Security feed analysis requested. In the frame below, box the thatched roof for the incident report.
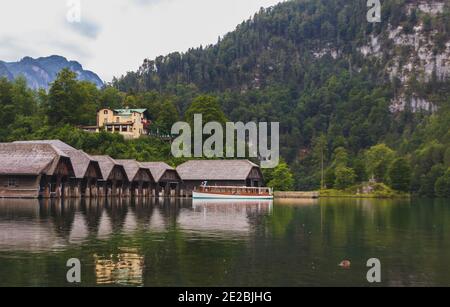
[115,159,154,182]
[140,162,179,183]
[176,160,260,181]
[90,155,126,181]
[14,140,102,179]
[0,143,74,176]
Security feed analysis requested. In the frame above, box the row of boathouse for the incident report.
[0,140,265,199]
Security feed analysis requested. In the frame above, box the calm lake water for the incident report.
[0,197,449,287]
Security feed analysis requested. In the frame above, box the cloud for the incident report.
[133,0,167,6]
[1,0,283,81]
[48,39,91,60]
[66,18,101,39]
[0,36,38,60]
[0,35,90,69]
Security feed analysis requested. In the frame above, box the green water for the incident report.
[0,197,449,287]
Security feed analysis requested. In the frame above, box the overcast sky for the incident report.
[0,0,283,82]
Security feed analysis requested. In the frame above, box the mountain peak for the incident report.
[38,55,69,64]
[0,55,103,90]
[19,56,36,65]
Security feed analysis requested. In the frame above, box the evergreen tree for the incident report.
[155,99,180,133]
[334,166,356,190]
[388,158,411,192]
[365,144,395,182]
[99,86,124,109]
[47,69,99,126]
[324,167,336,189]
[267,161,295,191]
[435,169,450,198]
[419,164,446,197]
[185,95,227,126]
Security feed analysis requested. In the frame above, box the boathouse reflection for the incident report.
[0,198,273,253]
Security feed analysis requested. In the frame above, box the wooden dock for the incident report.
[274,191,319,199]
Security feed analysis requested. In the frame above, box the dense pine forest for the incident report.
[1,0,449,196]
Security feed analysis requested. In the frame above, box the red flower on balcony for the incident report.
[142,120,151,129]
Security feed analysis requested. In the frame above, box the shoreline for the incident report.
[317,194,411,199]
[274,189,411,199]
[319,187,411,199]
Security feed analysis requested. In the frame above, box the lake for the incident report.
[0,197,449,287]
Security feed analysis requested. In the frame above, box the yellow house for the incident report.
[96,108,150,139]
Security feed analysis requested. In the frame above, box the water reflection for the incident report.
[178,200,273,235]
[0,198,273,253]
[0,197,449,286]
[95,249,144,286]
[0,199,66,252]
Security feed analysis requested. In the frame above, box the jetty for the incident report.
[274,191,319,199]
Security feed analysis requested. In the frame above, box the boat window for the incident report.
[8,178,17,187]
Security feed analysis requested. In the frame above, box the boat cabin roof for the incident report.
[199,185,271,190]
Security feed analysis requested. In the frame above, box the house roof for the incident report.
[114,108,147,115]
[14,140,102,179]
[90,155,126,181]
[140,162,178,182]
[0,142,73,176]
[176,160,260,181]
[115,159,154,182]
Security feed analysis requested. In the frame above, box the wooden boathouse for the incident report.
[115,160,155,197]
[176,160,264,197]
[140,162,182,197]
[0,143,74,198]
[14,140,103,198]
[90,155,128,197]
[1,139,268,199]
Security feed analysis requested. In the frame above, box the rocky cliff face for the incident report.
[0,55,103,90]
[359,0,448,113]
[0,62,13,81]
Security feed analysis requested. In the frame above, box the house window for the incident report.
[104,110,108,114]
[116,117,120,123]
[107,126,113,132]
[122,126,128,132]
[8,178,17,187]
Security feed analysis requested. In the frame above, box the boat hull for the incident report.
[192,191,274,200]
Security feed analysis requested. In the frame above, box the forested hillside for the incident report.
[1,0,449,196]
[111,0,450,196]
